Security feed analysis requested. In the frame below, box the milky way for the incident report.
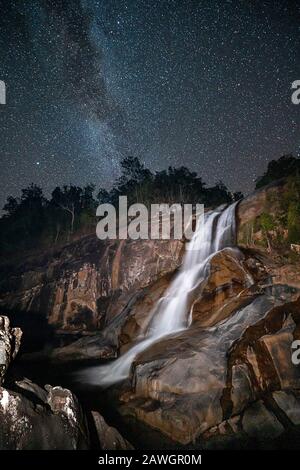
[0,0,299,209]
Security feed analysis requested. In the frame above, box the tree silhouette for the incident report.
[255,154,300,189]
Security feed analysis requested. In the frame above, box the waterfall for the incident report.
[78,202,238,387]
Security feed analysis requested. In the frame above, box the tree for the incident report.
[287,202,300,244]
[2,196,19,217]
[97,188,111,205]
[51,185,83,236]
[0,156,241,255]
[205,181,233,206]
[255,154,300,189]
[81,184,96,210]
[233,191,243,201]
[118,156,152,184]
[1,184,47,252]
[260,212,275,252]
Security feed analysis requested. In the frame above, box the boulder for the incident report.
[117,290,300,447]
[0,316,22,384]
[0,380,89,450]
[0,315,132,450]
[190,248,262,327]
[91,411,133,450]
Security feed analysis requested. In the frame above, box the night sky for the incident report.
[0,0,299,209]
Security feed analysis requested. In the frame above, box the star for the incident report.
[0,0,299,210]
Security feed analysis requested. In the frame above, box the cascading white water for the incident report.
[78,202,238,387]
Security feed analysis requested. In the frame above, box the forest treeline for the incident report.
[0,154,299,255]
[255,154,300,189]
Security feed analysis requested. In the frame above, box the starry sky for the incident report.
[0,0,299,209]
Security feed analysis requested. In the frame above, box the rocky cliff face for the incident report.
[0,235,183,336]
[0,179,288,337]
[0,179,300,449]
[0,179,288,336]
[237,178,287,228]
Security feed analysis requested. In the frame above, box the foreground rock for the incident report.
[0,380,90,450]
[0,316,22,384]
[92,411,133,450]
[0,316,90,449]
[0,316,132,450]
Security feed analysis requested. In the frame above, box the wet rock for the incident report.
[272,391,300,425]
[202,399,286,449]
[48,245,300,448]
[270,264,300,290]
[0,316,89,449]
[49,248,261,362]
[0,235,183,334]
[191,248,259,327]
[242,400,284,439]
[0,380,89,450]
[0,315,131,450]
[49,270,174,362]
[116,287,300,447]
[0,316,22,384]
[91,411,134,450]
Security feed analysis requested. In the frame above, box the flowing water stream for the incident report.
[78,202,238,386]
